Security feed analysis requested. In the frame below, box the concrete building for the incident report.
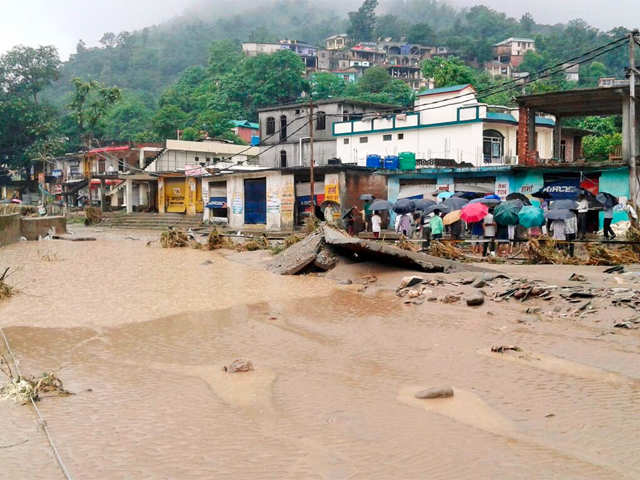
[202,165,387,231]
[257,99,401,169]
[333,84,555,167]
[241,42,282,57]
[230,120,259,145]
[493,37,535,68]
[325,34,349,51]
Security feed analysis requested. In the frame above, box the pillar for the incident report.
[125,179,134,214]
[186,177,197,216]
[527,108,537,165]
[517,106,529,166]
[622,98,631,163]
[158,177,165,214]
[553,116,562,161]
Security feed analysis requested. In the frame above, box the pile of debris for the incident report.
[268,225,486,276]
[160,227,191,248]
[0,372,72,404]
[585,244,640,266]
[84,207,102,226]
[526,236,640,266]
[429,241,468,261]
[0,268,14,301]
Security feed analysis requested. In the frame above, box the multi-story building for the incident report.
[257,99,401,168]
[333,84,556,167]
[325,34,349,51]
[242,40,318,70]
[488,37,535,77]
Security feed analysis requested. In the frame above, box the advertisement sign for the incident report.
[231,194,243,214]
[184,164,207,177]
[519,184,536,194]
[324,183,340,204]
[542,179,580,199]
[206,197,227,209]
[52,169,63,178]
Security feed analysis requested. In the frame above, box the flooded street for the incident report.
[2,228,640,479]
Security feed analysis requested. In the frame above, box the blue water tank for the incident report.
[250,135,260,146]
[384,155,399,170]
[366,154,383,168]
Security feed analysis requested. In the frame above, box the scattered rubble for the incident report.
[0,371,72,404]
[569,273,586,282]
[429,241,467,261]
[160,228,190,248]
[491,345,521,353]
[84,207,102,225]
[442,294,461,304]
[415,386,454,399]
[224,360,254,373]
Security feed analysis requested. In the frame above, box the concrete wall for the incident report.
[225,171,295,231]
[599,168,630,227]
[20,216,67,241]
[0,214,21,247]
[259,140,337,168]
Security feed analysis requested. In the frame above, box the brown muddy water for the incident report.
[1,227,640,479]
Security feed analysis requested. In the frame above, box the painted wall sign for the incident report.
[495,181,510,199]
[231,194,243,214]
[519,184,535,194]
[184,164,207,177]
[267,192,281,213]
[324,183,340,204]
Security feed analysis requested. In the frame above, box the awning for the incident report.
[88,146,130,154]
[90,179,122,186]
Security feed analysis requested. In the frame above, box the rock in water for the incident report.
[465,291,485,306]
[471,277,487,288]
[399,276,424,289]
[415,387,454,399]
[225,360,254,373]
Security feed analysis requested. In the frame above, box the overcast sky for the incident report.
[1,0,638,59]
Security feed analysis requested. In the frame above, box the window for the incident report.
[98,159,105,173]
[280,150,287,168]
[398,133,404,140]
[280,115,288,141]
[359,137,368,144]
[194,156,199,163]
[343,138,350,145]
[316,111,326,131]
[266,117,275,135]
[343,112,350,122]
[483,129,504,164]
[383,134,392,141]
[560,140,567,161]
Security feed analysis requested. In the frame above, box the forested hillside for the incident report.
[0,0,634,168]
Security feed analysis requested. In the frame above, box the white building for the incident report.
[334,84,555,167]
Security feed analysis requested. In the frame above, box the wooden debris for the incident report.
[491,345,521,353]
[0,268,14,301]
[84,207,102,225]
[429,241,467,261]
[415,387,454,399]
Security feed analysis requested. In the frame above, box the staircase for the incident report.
[104,212,204,230]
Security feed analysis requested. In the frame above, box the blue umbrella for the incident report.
[545,209,574,221]
[484,194,502,201]
[442,196,468,211]
[550,199,578,210]
[369,199,393,211]
[437,191,455,201]
[518,206,545,228]
[393,198,416,214]
[414,198,437,211]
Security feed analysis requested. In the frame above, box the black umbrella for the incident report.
[360,194,375,201]
[423,204,451,215]
[454,191,484,200]
[393,198,416,214]
[414,198,436,210]
[546,209,574,221]
[532,190,552,199]
[550,199,578,210]
[578,189,603,209]
[506,192,532,205]
[596,192,618,208]
[369,199,393,211]
[469,197,501,207]
[442,196,468,211]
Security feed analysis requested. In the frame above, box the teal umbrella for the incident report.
[518,205,545,228]
[494,201,521,225]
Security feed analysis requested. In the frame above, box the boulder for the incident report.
[415,387,454,399]
[472,277,487,288]
[399,276,425,289]
[225,359,254,373]
[465,291,485,306]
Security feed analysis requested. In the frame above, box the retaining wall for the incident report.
[20,216,67,241]
[0,214,21,247]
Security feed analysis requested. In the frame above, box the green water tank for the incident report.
[398,152,416,170]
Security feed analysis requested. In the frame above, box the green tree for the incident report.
[68,78,122,146]
[0,45,61,103]
[310,72,347,99]
[582,133,621,161]
[579,61,607,87]
[375,15,408,40]
[152,105,189,140]
[520,13,535,33]
[348,0,378,43]
[407,23,435,45]
[208,40,243,79]
[357,66,391,93]
[102,95,154,141]
[422,56,477,88]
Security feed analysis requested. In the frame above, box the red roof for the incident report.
[88,146,130,154]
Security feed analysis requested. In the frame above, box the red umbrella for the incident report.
[461,202,488,223]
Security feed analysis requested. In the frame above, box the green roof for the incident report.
[231,120,259,130]
[418,84,473,96]
[485,111,555,127]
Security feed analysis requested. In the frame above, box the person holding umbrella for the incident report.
[371,210,382,239]
[483,209,497,257]
[577,194,589,239]
[603,205,616,240]
[430,209,444,241]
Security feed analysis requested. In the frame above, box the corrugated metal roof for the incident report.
[417,84,473,96]
[485,112,555,127]
[230,120,259,130]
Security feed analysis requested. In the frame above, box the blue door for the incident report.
[244,178,267,224]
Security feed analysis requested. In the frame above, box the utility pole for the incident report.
[308,98,316,215]
[630,30,638,205]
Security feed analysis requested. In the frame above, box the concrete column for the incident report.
[527,108,536,165]
[138,182,147,208]
[622,98,630,163]
[553,116,562,161]
[125,179,134,214]
[158,178,165,214]
[387,176,400,227]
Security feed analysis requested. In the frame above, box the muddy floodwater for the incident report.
[1,227,640,479]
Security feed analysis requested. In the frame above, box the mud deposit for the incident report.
[1,227,640,479]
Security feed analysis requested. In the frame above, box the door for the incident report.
[166,178,186,213]
[196,180,204,213]
[244,178,267,224]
